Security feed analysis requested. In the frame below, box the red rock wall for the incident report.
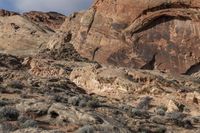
[62,0,200,74]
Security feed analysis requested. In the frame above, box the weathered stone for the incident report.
[70,65,139,99]
[80,9,96,28]
[167,100,179,112]
[23,11,65,31]
[48,103,98,125]
[16,99,50,116]
[47,31,72,50]
[186,92,199,104]
[62,0,200,75]
[27,58,67,78]
[0,14,53,56]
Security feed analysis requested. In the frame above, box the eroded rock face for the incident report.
[23,11,66,31]
[0,9,66,56]
[0,13,53,56]
[62,0,200,75]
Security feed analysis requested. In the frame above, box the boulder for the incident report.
[48,103,98,125]
[16,99,50,116]
[167,100,179,112]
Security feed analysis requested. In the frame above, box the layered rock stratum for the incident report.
[0,0,200,133]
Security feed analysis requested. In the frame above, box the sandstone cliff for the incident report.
[59,0,200,75]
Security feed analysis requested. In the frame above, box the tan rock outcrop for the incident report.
[48,103,98,124]
[0,14,53,56]
[70,64,200,115]
[26,58,67,78]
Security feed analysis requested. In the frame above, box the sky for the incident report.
[0,0,93,15]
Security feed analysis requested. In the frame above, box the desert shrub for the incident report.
[21,120,38,128]
[0,107,19,121]
[6,81,24,89]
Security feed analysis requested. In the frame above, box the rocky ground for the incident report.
[0,0,200,133]
[0,43,200,133]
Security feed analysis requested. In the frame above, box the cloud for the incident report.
[12,0,93,14]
